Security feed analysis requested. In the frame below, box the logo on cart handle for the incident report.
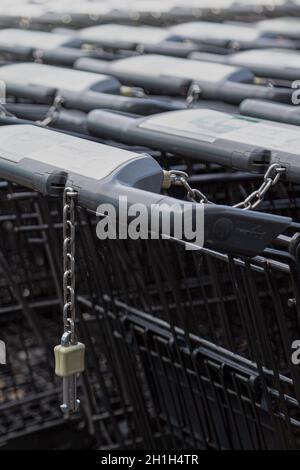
[0,340,5,365]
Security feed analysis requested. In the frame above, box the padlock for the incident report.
[54,342,85,378]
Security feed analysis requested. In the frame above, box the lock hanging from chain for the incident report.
[54,187,85,416]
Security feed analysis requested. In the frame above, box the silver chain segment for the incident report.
[37,95,64,127]
[169,170,211,204]
[234,163,286,210]
[186,83,202,107]
[168,163,286,210]
[63,187,78,345]
[55,186,83,417]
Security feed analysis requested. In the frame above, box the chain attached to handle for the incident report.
[54,187,85,417]
[163,163,286,210]
[163,170,211,204]
[63,187,77,343]
[186,83,202,107]
[233,163,286,210]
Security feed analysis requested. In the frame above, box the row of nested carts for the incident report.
[1,0,300,450]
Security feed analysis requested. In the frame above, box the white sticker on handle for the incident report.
[225,120,300,154]
[0,125,140,180]
[141,108,300,155]
[0,63,109,93]
[112,55,240,83]
[230,49,300,69]
[170,21,261,43]
[79,24,170,45]
[0,29,69,50]
[140,109,253,143]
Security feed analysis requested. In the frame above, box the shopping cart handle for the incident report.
[140,41,229,58]
[74,58,192,96]
[2,104,88,134]
[87,109,271,173]
[240,99,300,126]
[78,181,291,258]
[188,52,228,63]
[0,123,164,197]
[202,204,291,257]
[203,81,293,105]
[62,90,184,115]
[0,62,121,102]
[34,47,98,67]
[248,37,299,50]
[6,82,56,105]
[0,45,33,60]
[0,124,290,258]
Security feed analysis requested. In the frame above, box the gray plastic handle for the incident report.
[87,109,270,173]
[6,82,56,104]
[189,52,228,63]
[62,90,184,115]
[74,58,191,96]
[203,81,292,105]
[0,124,291,258]
[240,100,300,126]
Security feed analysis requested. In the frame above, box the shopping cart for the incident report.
[0,179,139,449]
[0,121,299,450]
[2,0,300,453]
[72,209,300,449]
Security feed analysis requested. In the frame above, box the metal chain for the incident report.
[168,170,211,204]
[63,187,78,345]
[186,83,202,107]
[234,163,286,210]
[37,95,64,127]
[168,163,286,210]
[0,103,14,118]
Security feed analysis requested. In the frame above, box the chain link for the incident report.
[168,170,211,204]
[186,83,202,107]
[0,103,14,118]
[234,163,286,210]
[168,163,286,210]
[37,95,64,127]
[63,187,78,345]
